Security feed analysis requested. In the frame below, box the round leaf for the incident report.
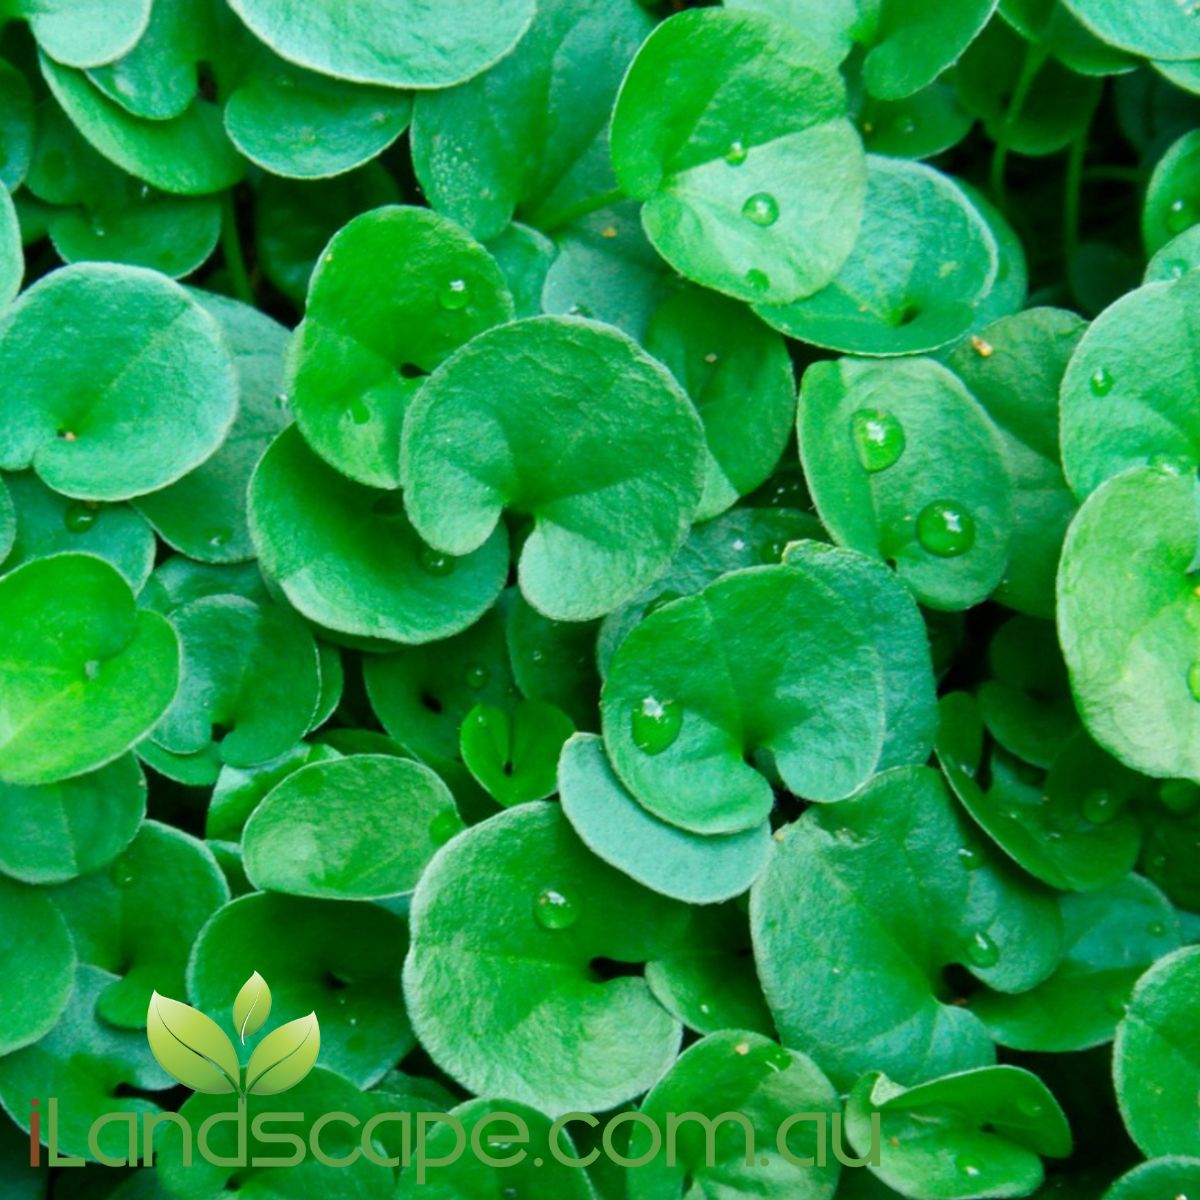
[224,0,535,89]
[250,426,509,643]
[10,0,152,70]
[242,754,457,899]
[1061,0,1200,60]
[610,8,866,306]
[559,733,774,904]
[0,554,179,786]
[400,316,705,622]
[460,700,574,807]
[1103,1159,1200,1200]
[756,157,1000,356]
[0,263,238,501]
[288,205,514,488]
[601,564,889,835]
[404,801,688,1116]
[0,184,21,308]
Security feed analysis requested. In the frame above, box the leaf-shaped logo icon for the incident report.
[146,992,241,1095]
[245,1013,320,1096]
[233,971,271,1043]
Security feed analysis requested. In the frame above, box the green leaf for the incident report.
[1060,0,1200,60]
[245,1011,320,1095]
[232,970,271,1041]
[460,700,574,807]
[1061,274,1200,499]
[1,472,156,590]
[0,874,76,1054]
[752,766,1062,1089]
[1000,0,1137,76]
[757,157,999,355]
[242,754,457,899]
[133,292,291,563]
[1145,129,1200,256]
[844,1065,1072,1198]
[0,183,21,307]
[947,307,1083,618]
[0,965,166,1163]
[288,205,513,488]
[401,316,705,621]
[601,564,889,835]
[8,0,152,70]
[858,80,975,162]
[54,820,229,1028]
[798,355,1014,610]
[1058,466,1200,782]
[1114,945,1200,1157]
[151,595,321,768]
[225,0,534,89]
[404,801,688,1116]
[395,1098,595,1200]
[972,875,1180,1052]
[0,753,145,884]
[411,0,653,241]
[250,425,509,643]
[1103,1159,1200,1199]
[610,8,866,306]
[0,59,35,190]
[0,264,238,501]
[0,554,179,786]
[645,286,797,521]
[188,891,411,1087]
[41,55,243,196]
[559,733,774,904]
[206,742,334,840]
[627,1031,841,1200]
[146,990,240,1094]
[1145,225,1200,283]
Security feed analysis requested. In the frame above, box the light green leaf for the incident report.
[233,970,271,1042]
[245,1011,320,1095]
[146,991,240,1094]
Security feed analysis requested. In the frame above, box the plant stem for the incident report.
[536,187,626,234]
[1064,126,1089,261]
[1082,166,1143,185]
[222,193,254,306]
[989,44,1048,213]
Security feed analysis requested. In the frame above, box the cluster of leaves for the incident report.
[3,0,1200,1197]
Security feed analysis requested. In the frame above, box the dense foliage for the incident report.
[1,0,1199,1196]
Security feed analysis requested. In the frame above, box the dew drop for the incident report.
[631,696,682,755]
[534,886,580,931]
[1089,366,1114,396]
[895,115,917,135]
[742,192,779,227]
[759,540,786,564]
[83,659,101,681]
[724,140,748,165]
[745,268,770,292]
[1166,257,1191,279]
[429,809,464,846]
[851,408,906,473]
[348,399,371,425]
[916,501,976,558]
[464,663,490,690]
[966,929,999,968]
[1187,661,1200,702]
[1016,1095,1044,1119]
[418,546,455,577]
[64,500,99,533]
[1082,789,1120,825]
[955,1155,983,1180]
[439,278,470,310]
[1105,990,1129,1016]
[110,859,137,888]
[957,846,984,871]
[766,1047,792,1072]
[1148,920,1168,937]
[275,392,289,409]
[1167,196,1197,235]
[206,528,231,549]
[90,216,107,238]
[1159,780,1200,815]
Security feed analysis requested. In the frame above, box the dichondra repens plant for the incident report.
[2,1,1200,1197]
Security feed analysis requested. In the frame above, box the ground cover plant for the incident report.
[2,0,1200,1196]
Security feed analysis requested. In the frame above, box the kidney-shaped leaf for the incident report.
[1061,0,1200,60]
[0,554,179,786]
[404,801,688,1116]
[401,316,705,622]
[610,7,867,306]
[601,564,889,835]
[242,754,458,899]
[1058,466,1200,782]
[289,206,514,488]
[1104,1158,1200,1200]
[251,426,508,643]
[0,263,238,501]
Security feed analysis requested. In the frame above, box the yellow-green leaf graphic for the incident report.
[245,1012,320,1096]
[146,991,240,1094]
[233,970,271,1043]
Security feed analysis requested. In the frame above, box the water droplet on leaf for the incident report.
[464,663,490,690]
[534,886,579,931]
[418,546,455,577]
[1082,789,1120,824]
[745,268,770,292]
[725,140,748,165]
[1167,197,1196,235]
[966,930,999,968]
[957,846,983,870]
[1089,367,1114,396]
[851,408,905,473]
[64,501,98,533]
[742,192,779,227]
[439,278,470,310]
[916,501,976,558]
[631,697,682,754]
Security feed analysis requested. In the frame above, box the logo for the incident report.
[147,971,319,1098]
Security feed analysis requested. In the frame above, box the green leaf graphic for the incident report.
[245,1012,320,1095]
[233,971,271,1043]
[146,991,240,1094]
